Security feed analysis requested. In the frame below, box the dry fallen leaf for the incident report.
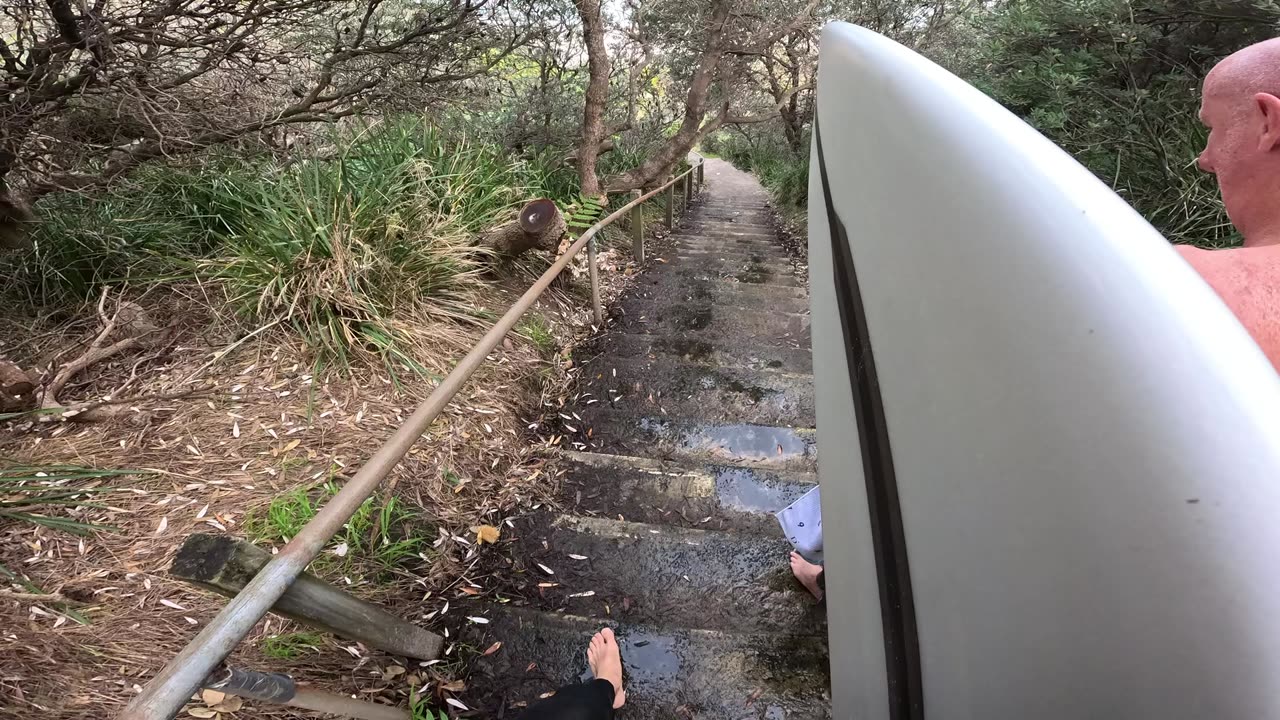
[445,698,469,711]
[473,525,500,545]
[200,690,225,706]
[483,641,502,656]
[459,586,481,596]
[186,708,216,719]
[536,563,555,575]
[210,696,243,713]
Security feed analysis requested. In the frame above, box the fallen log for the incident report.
[479,198,566,257]
[0,360,36,413]
[171,534,443,660]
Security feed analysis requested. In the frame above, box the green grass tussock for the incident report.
[5,118,583,366]
[243,479,431,575]
[0,463,140,535]
[260,631,326,660]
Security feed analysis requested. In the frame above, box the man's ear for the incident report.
[1255,92,1280,151]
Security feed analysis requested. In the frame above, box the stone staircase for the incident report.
[464,159,829,719]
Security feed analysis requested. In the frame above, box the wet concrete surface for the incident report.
[463,607,830,719]
[579,412,818,472]
[619,291,810,318]
[672,235,788,252]
[609,299,810,345]
[484,512,824,634]
[665,265,805,288]
[461,158,828,718]
[600,331,814,373]
[676,227,780,241]
[573,355,815,427]
[637,268,806,296]
[557,450,817,534]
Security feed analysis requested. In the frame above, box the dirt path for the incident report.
[460,159,831,718]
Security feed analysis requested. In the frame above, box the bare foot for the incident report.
[790,551,824,601]
[587,627,626,709]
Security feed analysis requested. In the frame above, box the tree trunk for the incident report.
[602,0,733,192]
[479,199,566,256]
[574,0,611,198]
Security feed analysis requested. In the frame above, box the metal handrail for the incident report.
[119,159,705,720]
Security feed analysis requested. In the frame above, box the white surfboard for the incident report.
[810,22,1280,719]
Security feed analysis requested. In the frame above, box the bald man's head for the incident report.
[1198,38,1280,246]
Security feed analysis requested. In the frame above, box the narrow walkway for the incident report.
[467,159,829,718]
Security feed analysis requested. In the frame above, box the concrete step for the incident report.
[558,450,818,534]
[672,235,789,252]
[680,215,768,226]
[615,291,810,319]
[597,331,814,373]
[574,411,819,473]
[685,216,775,229]
[675,238,783,254]
[634,270,808,302]
[683,224,775,235]
[673,245,792,262]
[652,264,804,288]
[487,514,822,634]
[664,255,800,279]
[610,298,810,339]
[685,207,773,218]
[462,606,831,720]
[696,202,772,210]
[675,226,773,240]
[572,355,815,427]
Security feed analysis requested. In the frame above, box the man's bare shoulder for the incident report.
[1175,243,1280,369]
[1176,244,1280,287]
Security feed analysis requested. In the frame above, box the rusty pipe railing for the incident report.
[119,158,704,720]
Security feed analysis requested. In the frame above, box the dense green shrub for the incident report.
[968,0,1280,248]
[4,119,582,364]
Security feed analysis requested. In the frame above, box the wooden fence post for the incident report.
[698,161,705,188]
[684,171,693,207]
[665,179,674,229]
[630,189,644,263]
[170,534,442,660]
[587,235,603,326]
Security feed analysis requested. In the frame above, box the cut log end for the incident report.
[480,199,566,257]
[519,199,559,234]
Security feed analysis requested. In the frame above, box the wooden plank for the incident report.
[170,534,442,660]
